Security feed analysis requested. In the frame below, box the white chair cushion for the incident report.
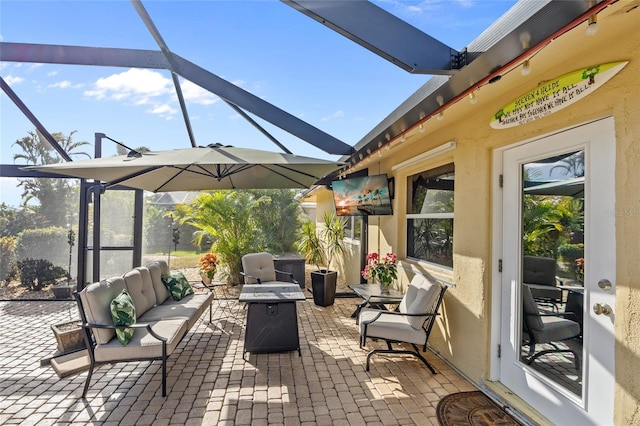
[359,309,427,345]
[242,252,276,283]
[399,275,441,329]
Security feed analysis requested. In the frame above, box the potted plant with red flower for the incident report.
[198,253,220,284]
[362,252,398,293]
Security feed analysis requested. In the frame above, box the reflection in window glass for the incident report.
[406,163,454,267]
[343,216,362,241]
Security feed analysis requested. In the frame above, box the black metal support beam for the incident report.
[0,41,352,156]
[131,0,197,148]
[283,0,459,75]
[1,76,72,162]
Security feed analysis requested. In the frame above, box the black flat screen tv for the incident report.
[331,174,393,216]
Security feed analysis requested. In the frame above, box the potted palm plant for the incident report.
[297,211,347,306]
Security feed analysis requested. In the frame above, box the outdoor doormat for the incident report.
[436,391,523,426]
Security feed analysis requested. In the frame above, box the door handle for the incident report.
[593,303,612,316]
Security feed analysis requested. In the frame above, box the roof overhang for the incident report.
[333,0,613,176]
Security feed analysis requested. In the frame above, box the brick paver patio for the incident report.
[0,293,475,425]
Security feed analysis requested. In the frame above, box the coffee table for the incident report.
[348,283,404,322]
[238,283,306,358]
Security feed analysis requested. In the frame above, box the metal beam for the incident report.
[283,0,459,75]
[131,0,197,148]
[0,42,171,69]
[1,76,72,162]
[0,42,352,156]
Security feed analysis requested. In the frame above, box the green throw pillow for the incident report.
[110,289,136,345]
[161,271,194,301]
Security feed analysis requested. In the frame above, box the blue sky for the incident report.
[1,0,517,206]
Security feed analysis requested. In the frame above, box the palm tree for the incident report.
[175,191,266,284]
[13,130,90,226]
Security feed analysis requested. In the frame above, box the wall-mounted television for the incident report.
[331,174,393,216]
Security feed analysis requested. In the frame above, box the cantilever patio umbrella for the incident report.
[524,177,584,197]
[25,144,344,191]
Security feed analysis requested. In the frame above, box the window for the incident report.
[406,163,454,268]
[344,216,362,242]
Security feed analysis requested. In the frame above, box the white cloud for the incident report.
[47,70,59,77]
[86,68,172,99]
[49,80,84,89]
[4,75,24,86]
[147,103,177,119]
[84,68,179,118]
[322,110,345,121]
[181,79,219,105]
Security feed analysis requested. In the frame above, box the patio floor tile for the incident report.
[0,295,475,424]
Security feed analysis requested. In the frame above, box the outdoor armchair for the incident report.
[359,274,447,373]
[523,255,564,311]
[241,252,298,285]
[522,284,581,369]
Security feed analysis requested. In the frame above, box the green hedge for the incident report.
[0,236,17,281]
[15,227,69,269]
[557,243,584,261]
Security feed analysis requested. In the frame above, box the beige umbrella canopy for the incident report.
[25,144,344,192]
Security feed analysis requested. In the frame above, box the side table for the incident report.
[348,283,404,322]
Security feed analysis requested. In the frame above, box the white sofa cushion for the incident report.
[123,267,157,318]
[80,277,126,345]
[94,319,187,362]
[139,292,215,330]
[147,261,171,305]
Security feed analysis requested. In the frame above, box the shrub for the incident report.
[15,227,68,268]
[16,258,68,291]
[557,243,584,261]
[0,236,17,282]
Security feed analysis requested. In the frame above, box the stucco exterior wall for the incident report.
[318,3,639,422]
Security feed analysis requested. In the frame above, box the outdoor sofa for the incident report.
[74,260,215,398]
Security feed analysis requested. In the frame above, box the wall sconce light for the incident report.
[469,91,478,104]
[521,60,531,76]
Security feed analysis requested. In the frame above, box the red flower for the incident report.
[362,252,398,286]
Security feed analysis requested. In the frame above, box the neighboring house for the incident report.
[146,191,198,208]
[310,2,640,425]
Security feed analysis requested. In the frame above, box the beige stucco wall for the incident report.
[317,2,640,423]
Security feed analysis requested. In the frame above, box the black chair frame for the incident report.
[523,310,581,370]
[74,290,213,398]
[360,284,447,373]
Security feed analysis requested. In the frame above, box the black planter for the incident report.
[311,270,337,307]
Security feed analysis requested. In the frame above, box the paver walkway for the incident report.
[0,293,475,425]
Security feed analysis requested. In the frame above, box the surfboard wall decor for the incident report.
[490,61,628,129]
